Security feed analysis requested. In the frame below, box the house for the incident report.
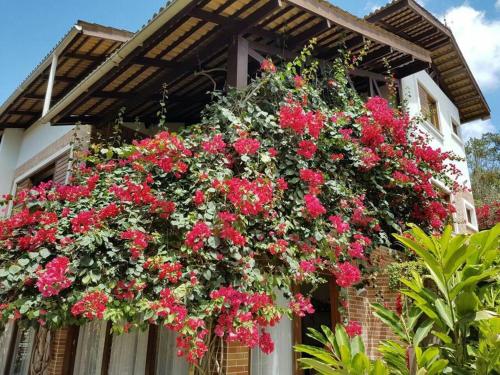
[0,0,489,374]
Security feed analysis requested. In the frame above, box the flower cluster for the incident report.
[36,256,72,297]
[71,291,108,320]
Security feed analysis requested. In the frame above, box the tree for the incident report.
[465,132,500,206]
[0,48,459,372]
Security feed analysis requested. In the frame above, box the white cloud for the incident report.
[442,5,500,90]
[461,118,496,141]
[496,0,500,9]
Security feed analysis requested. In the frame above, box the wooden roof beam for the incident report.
[285,0,430,62]
[62,52,102,62]
[365,0,409,23]
[289,19,331,50]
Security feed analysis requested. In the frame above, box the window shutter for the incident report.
[53,152,70,185]
[418,84,429,113]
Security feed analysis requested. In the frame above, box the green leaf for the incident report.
[434,298,454,329]
[413,319,433,347]
[297,358,337,374]
[39,248,51,258]
[9,265,21,274]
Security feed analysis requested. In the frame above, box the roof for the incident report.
[0,21,132,129]
[366,0,490,123]
[22,0,433,128]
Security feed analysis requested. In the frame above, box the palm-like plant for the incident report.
[387,223,499,374]
[294,325,389,375]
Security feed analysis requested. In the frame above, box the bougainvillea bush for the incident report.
[0,49,460,366]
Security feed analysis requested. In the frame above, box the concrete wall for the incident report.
[0,129,23,213]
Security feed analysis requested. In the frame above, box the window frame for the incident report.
[463,200,478,232]
[292,277,341,375]
[417,83,442,137]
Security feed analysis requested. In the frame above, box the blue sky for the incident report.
[0,0,498,139]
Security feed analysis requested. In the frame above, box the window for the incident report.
[418,84,440,130]
[251,293,293,375]
[466,207,473,224]
[293,278,341,375]
[452,119,461,138]
[463,200,478,231]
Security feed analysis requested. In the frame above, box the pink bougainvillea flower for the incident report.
[36,256,72,297]
[304,194,326,218]
[345,320,362,337]
[233,138,260,155]
[335,262,362,288]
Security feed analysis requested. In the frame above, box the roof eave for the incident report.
[35,0,195,128]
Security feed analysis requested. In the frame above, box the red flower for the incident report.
[202,134,226,154]
[345,320,362,337]
[268,239,288,255]
[220,224,246,246]
[121,229,150,259]
[289,293,315,317]
[395,293,403,316]
[294,75,305,88]
[260,59,276,73]
[233,138,260,155]
[328,215,350,234]
[36,256,72,297]
[185,222,212,252]
[268,147,278,157]
[348,241,365,259]
[193,190,205,206]
[297,140,317,159]
[71,210,99,233]
[71,291,108,320]
[276,178,288,191]
[300,169,324,194]
[218,178,273,216]
[304,194,326,218]
[159,262,183,283]
[334,262,361,287]
[98,203,120,220]
[259,330,274,354]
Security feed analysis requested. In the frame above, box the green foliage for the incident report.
[295,325,389,375]
[375,224,500,374]
[386,261,426,290]
[465,132,500,207]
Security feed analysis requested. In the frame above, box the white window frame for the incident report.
[450,117,464,146]
[431,178,459,233]
[463,200,478,232]
[417,81,444,142]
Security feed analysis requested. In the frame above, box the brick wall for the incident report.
[46,327,78,375]
[346,247,400,358]
[221,342,250,375]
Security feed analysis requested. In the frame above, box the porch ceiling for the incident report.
[19,0,433,128]
[0,21,132,129]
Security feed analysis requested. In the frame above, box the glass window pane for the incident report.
[251,293,293,375]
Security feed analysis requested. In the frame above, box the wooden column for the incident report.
[227,36,249,89]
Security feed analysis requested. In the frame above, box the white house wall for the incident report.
[401,70,471,188]
[402,70,477,232]
[16,122,74,168]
